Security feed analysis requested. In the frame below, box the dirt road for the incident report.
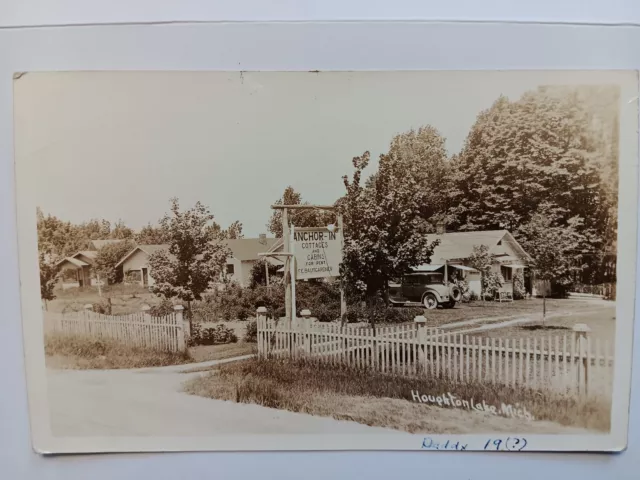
[47,365,402,437]
[47,360,592,437]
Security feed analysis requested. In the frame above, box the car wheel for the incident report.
[450,286,462,302]
[422,292,438,310]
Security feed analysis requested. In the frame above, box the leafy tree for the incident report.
[79,219,111,240]
[148,198,231,328]
[110,219,134,239]
[36,208,84,258]
[136,223,170,244]
[467,245,495,301]
[39,252,59,310]
[267,186,334,238]
[249,258,282,288]
[516,205,584,320]
[340,151,440,307]
[207,220,245,240]
[388,126,455,228]
[225,220,244,239]
[93,239,136,285]
[449,87,615,284]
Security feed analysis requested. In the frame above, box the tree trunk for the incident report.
[382,280,390,306]
[187,299,193,332]
[542,293,546,325]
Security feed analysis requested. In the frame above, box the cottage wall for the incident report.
[466,271,482,298]
[225,257,243,285]
[240,260,256,287]
[122,249,156,286]
[457,236,527,299]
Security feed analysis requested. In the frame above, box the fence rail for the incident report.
[257,317,614,397]
[44,306,187,352]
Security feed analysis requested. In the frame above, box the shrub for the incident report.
[124,270,141,284]
[513,270,526,300]
[482,271,505,299]
[189,323,238,346]
[91,298,112,315]
[344,304,424,324]
[244,321,257,342]
[310,303,341,322]
[93,240,136,284]
[197,284,261,322]
[149,298,175,317]
[249,258,282,288]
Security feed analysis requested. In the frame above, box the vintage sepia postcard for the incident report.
[13,70,638,453]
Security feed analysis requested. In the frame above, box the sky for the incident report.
[13,70,603,237]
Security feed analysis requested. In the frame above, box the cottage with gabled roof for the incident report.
[55,239,127,288]
[114,237,279,288]
[224,237,278,286]
[55,250,100,288]
[114,244,170,287]
[413,229,532,298]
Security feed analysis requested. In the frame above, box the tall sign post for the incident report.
[290,224,297,325]
[282,208,291,323]
[338,213,346,324]
[264,204,345,326]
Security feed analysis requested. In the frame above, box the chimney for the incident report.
[259,233,267,245]
[436,222,446,235]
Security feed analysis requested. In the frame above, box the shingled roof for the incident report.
[424,230,531,263]
[114,244,170,268]
[56,256,89,268]
[114,238,279,268]
[225,238,278,261]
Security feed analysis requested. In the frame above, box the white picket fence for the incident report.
[256,317,614,397]
[44,306,187,352]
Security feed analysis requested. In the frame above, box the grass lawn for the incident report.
[47,284,159,315]
[469,306,616,343]
[188,342,256,363]
[45,331,255,370]
[45,333,193,370]
[420,298,613,327]
[184,357,610,434]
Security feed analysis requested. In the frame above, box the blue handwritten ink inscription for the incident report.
[484,437,528,451]
[421,437,468,451]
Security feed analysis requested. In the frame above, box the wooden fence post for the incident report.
[573,323,591,396]
[256,306,267,358]
[301,309,312,357]
[414,315,427,370]
[174,305,186,352]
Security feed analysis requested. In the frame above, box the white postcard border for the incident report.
[6,24,639,454]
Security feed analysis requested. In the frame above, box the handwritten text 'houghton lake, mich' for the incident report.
[411,390,535,421]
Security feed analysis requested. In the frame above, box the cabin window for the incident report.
[226,264,235,275]
[501,266,513,281]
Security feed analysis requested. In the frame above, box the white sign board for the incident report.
[292,227,342,279]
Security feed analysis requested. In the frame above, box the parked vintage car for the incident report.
[388,272,462,309]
